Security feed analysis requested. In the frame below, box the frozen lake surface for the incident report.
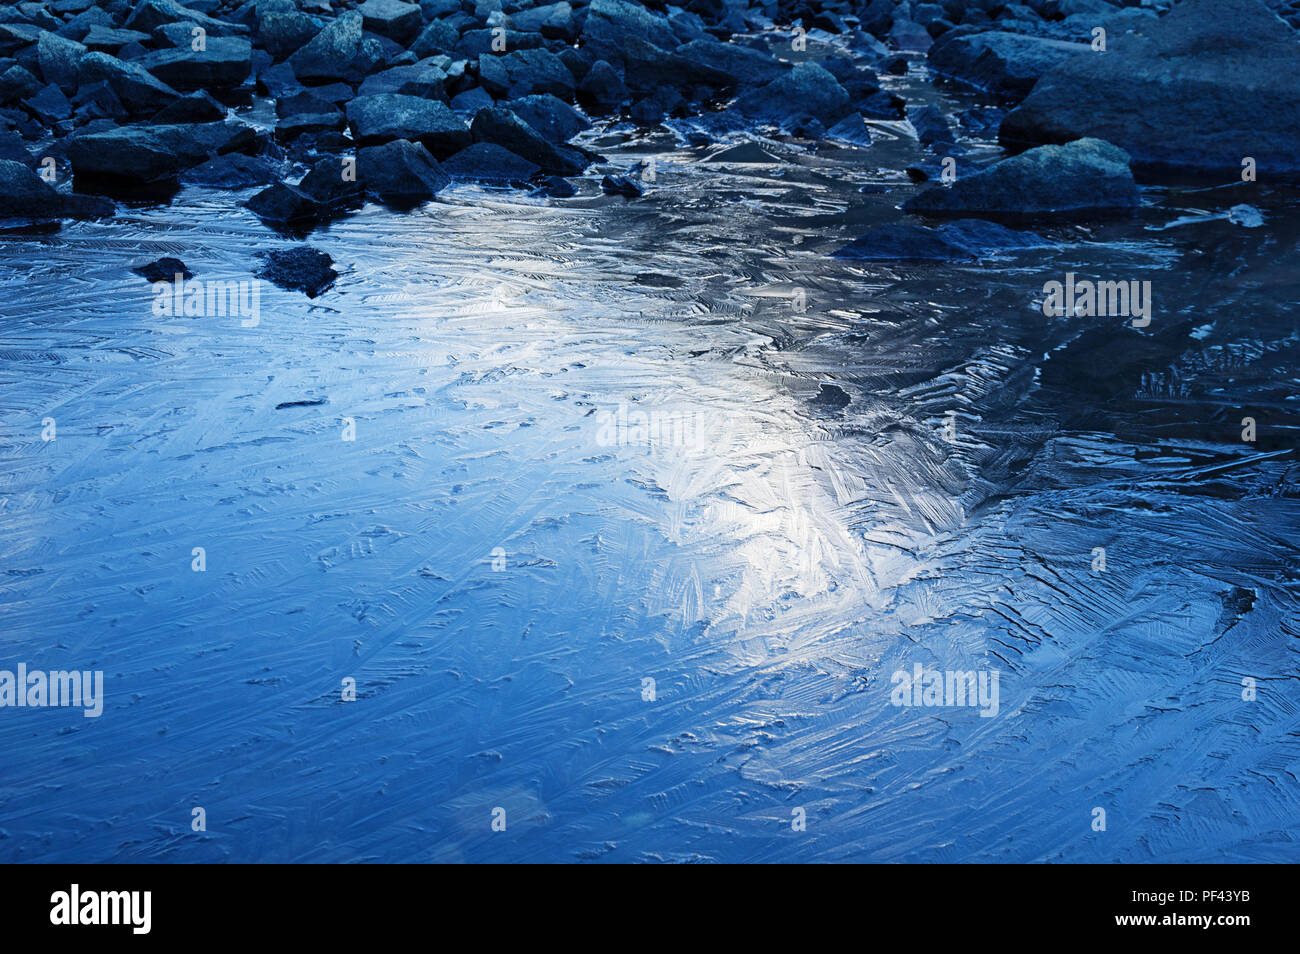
[1,99,1298,862]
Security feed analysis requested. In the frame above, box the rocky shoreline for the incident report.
[0,0,1296,288]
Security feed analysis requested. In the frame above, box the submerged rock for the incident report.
[133,257,192,282]
[246,182,322,224]
[903,138,1139,219]
[600,174,644,197]
[257,246,338,297]
[833,219,1048,261]
[1000,0,1300,177]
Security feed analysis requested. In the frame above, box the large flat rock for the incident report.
[1000,0,1300,177]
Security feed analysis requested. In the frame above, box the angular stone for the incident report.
[139,36,253,89]
[357,138,451,202]
[470,106,589,174]
[0,158,112,220]
[77,51,182,113]
[1001,0,1300,177]
[289,11,363,84]
[68,121,260,182]
[346,93,470,157]
[734,62,853,129]
[358,0,422,44]
[441,142,540,183]
[37,31,86,92]
[124,0,249,37]
[903,137,1139,219]
[257,246,337,297]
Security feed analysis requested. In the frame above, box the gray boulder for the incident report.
[506,94,589,142]
[37,31,85,93]
[124,0,249,37]
[357,61,449,99]
[358,138,451,203]
[674,39,788,87]
[246,182,322,224]
[508,2,576,42]
[258,11,322,61]
[1001,0,1300,177]
[0,66,41,104]
[617,36,732,94]
[140,36,253,89]
[184,152,277,188]
[0,159,112,221]
[82,26,153,54]
[441,142,541,183]
[358,0,423,44]
[346,94,470,157]
[470,106,590,175]
[257,247,337,298]
[903,137,1139,218]
[577,59,627,112]
[478,48,574,99]
[68,121,260,182]
[297,156,364,208]
[289,11,366,84]
[152,89,227,123]
[77,51,182,113]
[411,20,459,58]
[927,30,1090,99]
[734,62,853,129]
[583,0,679,61]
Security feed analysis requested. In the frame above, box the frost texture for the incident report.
[0,122,1296,863]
